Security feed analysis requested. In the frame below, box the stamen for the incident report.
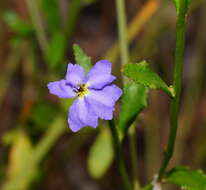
[77,84,89,97]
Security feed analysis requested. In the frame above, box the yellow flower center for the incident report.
[77,84,89,98]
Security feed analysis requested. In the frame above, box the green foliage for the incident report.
[118,82,148,135]
[46,32,65,69]
[60,98,75,114]
[173,0,191,15]
[123,61,174,97]
[41,0,61,33]
[2,130,19,145]
[164,167,206,190]
[3,116,65,190]
[31,102,59,129]
[2,11,33,36]
[87,128,114,179]
[73,44,92,74]
[142,184,153,190]
[173,0,180,13]
[3,130,37,190]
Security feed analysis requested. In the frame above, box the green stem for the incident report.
[158,1,188,180]
[114,0,133,189]
[109,120,132,190]
[129,125,141,190]
[115,0,129,65]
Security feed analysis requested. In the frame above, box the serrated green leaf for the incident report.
[164,167,206,190]
[123,61,174,97]
[118,82,148,135]
[73,44,92,73]
[3,11,33,36]
[87,128,114,179]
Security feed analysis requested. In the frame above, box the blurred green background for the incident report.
[0,0,206,189]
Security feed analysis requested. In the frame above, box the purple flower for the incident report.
[47,60,122,132]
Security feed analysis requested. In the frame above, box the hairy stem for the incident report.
[158,0,188,180]
[109,120,132,190]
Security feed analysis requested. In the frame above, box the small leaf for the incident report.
[164,167,206,190]
[123,61,174,97]
[73,44,92,73]
[87,127,114,179]
[118,82,148,135]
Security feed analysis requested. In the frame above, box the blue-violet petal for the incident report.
[85,84,122,120]
[68,97,98,132]
[86,60,116,89]
[66,63,86,87]
[47,80,76,98]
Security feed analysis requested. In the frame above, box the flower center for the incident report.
[77,84,89,98]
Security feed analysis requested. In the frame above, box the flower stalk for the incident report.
[109,120,132,190]
[114,0,139,189]
[129,125,141,190]
[158,0,188,180]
